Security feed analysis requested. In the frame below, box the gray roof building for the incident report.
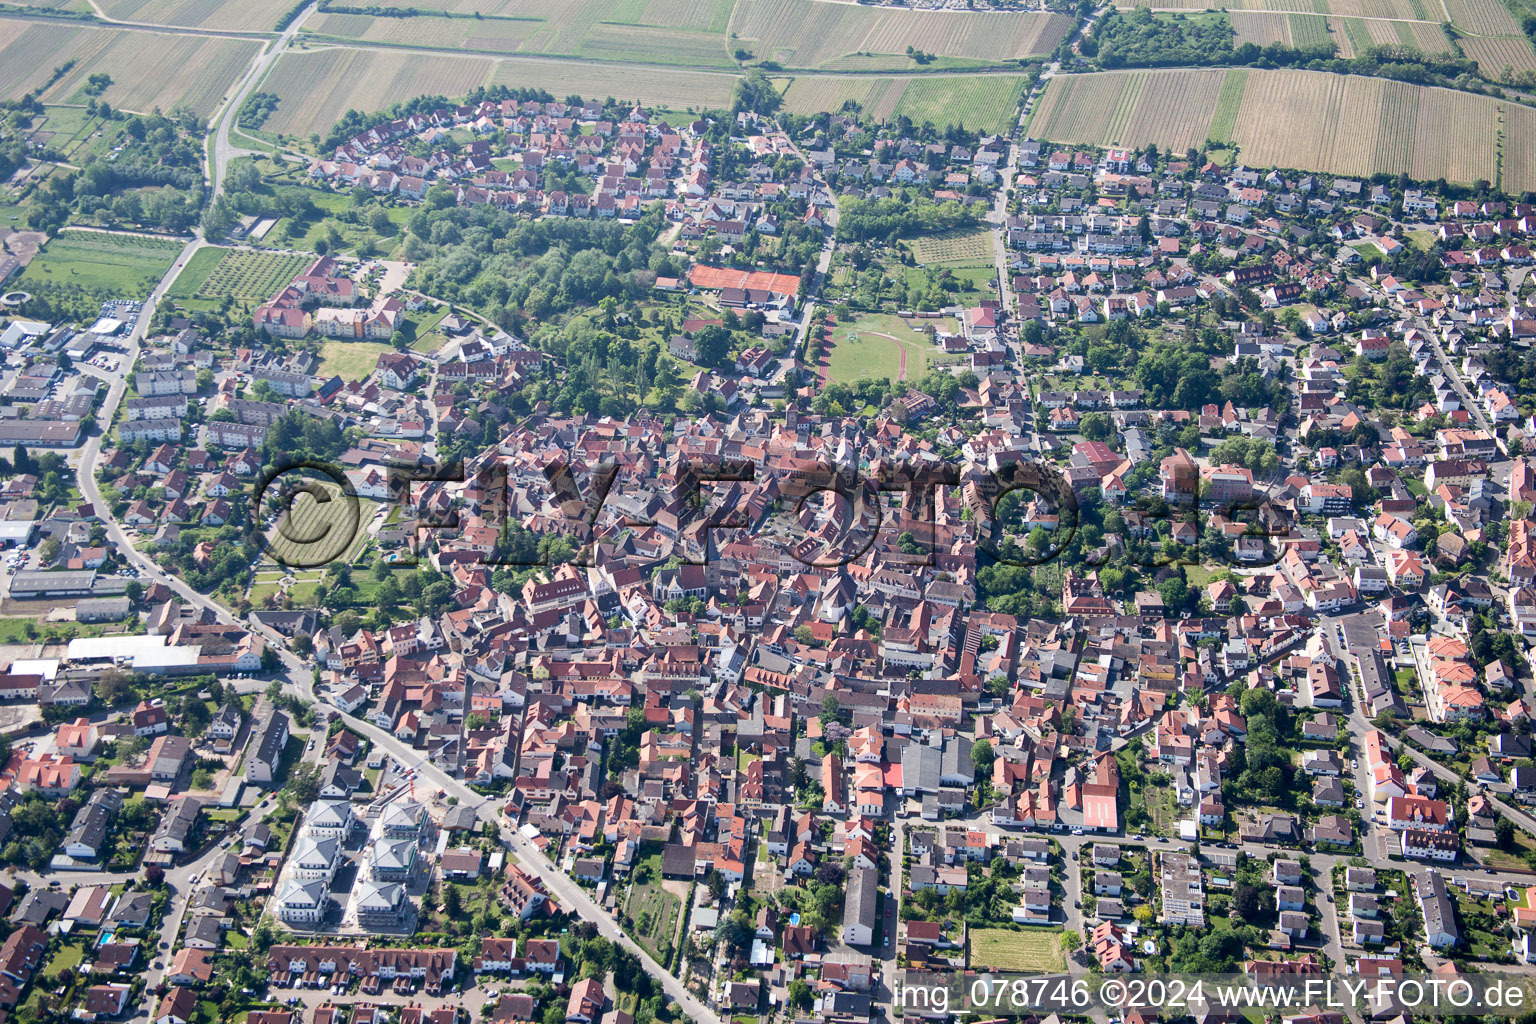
[841,865,878,946]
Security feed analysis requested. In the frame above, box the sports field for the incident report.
[18,232,182,298]
[0,20,260,116]
[1028,68,1507,184]
[825,313,935,384]
[969,927,1068,972]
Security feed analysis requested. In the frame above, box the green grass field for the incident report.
[825,312,936,384]
[625,880,681,963]
[18,232,182,299]
[318,340,393,381]
[969,927,1067,972]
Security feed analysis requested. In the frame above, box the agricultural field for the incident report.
[1029,68,1506,184]
[0,20,259,116]
[1443,0,1523,34]
[168,247,311,303]
[1503,102,1536,193]
[730,0,1072,68]
[258,48,497,135]
[304,11,742,70]
[779,74,1028,134]
[1230,11,1295,45]
[484,56,737,108]
[2,0,94,11]
[969,927,1068,973]
[260,47,740,134]
[94,0,278,31]
[303,0,734,68]
[1119,0,1530,75]
[300,0,1067,70]
[910,228,993,266]
[1115,0,1429,17]
[17,231,181,299]
[1027,68,1228,153]
[1289,12,1334,47]
[1458,35,1536,78]
[825,312,936,384]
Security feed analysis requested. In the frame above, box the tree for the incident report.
[787,980,813,1011]
[443,885,462,918]
[96,669,135,706]
[692,325,732,368]
[1158,574,1191,612]
[1080,412,1112,442]
[1496,816,1516,850]
[180,698,211,737]
[1232,882,1264,921]
[970,739,994,781]
[284,761,321,804]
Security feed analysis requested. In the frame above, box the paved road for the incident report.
[211,2,319,200]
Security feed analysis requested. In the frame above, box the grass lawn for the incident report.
[18,232,182,299]
[318,340,393,380]
[46,941,85,976]
[1405,229,1436,251]
[165,245,229,297]
[0,617,137,643]
[1184,564,1223,588]
[1144,783,1177,835]
[825,312,936,384]
[969,926,1066,972]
